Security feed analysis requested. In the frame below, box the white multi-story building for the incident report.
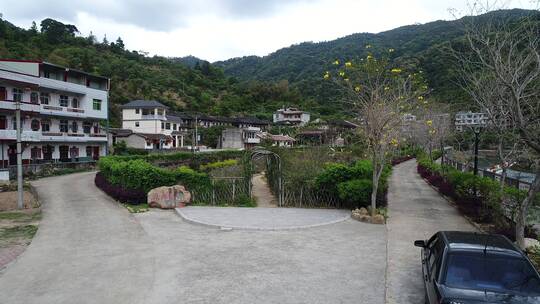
[273,107,310,126]
[219,127,262,150]
[455,111,488,131]
[0,59,109,167]
[117,100,191,149]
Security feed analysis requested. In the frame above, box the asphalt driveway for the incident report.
[385,160,476,304]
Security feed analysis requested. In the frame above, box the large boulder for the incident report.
[148,185,191,209]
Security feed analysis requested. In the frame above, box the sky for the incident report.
[0,0,537,62]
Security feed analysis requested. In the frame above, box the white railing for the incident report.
[0,129,41,141]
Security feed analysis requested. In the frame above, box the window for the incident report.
[135,122,140,127]
[71,121,78,133]
[41,120,50,132]
[444,252,540,293]
[83,121,92,134]
[142,109,150,115]
[60,120,69,133]
[60,95,69,107]
[69,146,79,158]
[135,109,140,114]
[31,119,40,131]
[86,146,93,157]
[166,123,171,130]
[43,71,50,78]
[157,108,164,116]
[13,88,23,102]
[93,99,102,111]
[30,92,39,104]
[0,116,6,130]
[161,122,165,129]
[39,92,49,104]
[71,97,79,108]
[173,124,177,131]
[93,124,99,134]
[30,147,42,159]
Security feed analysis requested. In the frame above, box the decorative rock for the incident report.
[148,185,191,209]
[359,207,369,215]
[371,214,386,225]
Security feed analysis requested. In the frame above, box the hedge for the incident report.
[104,150,246,168]
[95,172,147,204]
[315,159,391,209]
[416,153,537,240]
[98,157,212,195]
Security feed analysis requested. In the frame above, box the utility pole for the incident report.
[15,100,23,209]
[194,115,198,152]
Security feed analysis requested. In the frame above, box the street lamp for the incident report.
[473,125,482,176]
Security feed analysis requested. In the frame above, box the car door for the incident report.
[425,235,442,303]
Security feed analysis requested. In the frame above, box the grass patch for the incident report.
[123,203,150,213]
[0,225,38,240]
[0,212,28,220]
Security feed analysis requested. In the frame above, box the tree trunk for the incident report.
[516,170,540,249]
[371,155,380,217]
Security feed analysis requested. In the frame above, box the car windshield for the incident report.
[445,251,540,294]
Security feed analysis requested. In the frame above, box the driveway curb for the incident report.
[174,207,351,231]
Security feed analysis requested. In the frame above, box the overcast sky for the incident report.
[1,0,537,62]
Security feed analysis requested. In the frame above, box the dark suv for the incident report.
[415,231,540,304]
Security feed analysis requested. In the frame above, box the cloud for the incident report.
[0,0,310,31]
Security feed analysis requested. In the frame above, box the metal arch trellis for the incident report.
[249,148,283,207]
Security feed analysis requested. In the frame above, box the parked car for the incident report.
[415,231,540,304]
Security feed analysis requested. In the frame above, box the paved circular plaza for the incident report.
[175,206,351,230]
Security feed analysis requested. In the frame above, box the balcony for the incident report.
[0,100,41,113]
[40,132,107,143]
[0,129,41,141]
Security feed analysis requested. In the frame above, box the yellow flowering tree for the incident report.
[326,51,427,216]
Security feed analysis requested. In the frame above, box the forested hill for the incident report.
[216,9,539,111]
[0,18,303,126]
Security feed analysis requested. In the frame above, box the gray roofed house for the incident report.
[120,100,169,109]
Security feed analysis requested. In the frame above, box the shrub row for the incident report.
[417,153,536,240]
[98,157,212,194]
[106,150,245,168]
[199,159,238,171]
[316,159,391,209]
[95,172,147,205]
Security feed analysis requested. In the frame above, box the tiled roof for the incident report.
[120,100,169,109]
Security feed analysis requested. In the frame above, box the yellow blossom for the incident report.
[418,96,424,101]
[367,55,373,60]
[390,138,399,147]
[323,73,330,80]
[426,120,433,126]
[388,48,395,53]
[429,129,436,135]
[391,68,402,73]
[384,86,390,91]
[344,78,350,82]
[365,44,372,49]
[355,86,362,92]
[345,61,352,67]
[339,71,345,77]
[333,60,340,65]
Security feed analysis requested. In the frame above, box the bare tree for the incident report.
[327,53,427,217]
[452,2,540,248]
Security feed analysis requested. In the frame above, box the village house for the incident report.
[0,59,109,167]
[455,111,488,131]
[112,100,190,150]
[219,127,262,150]
[273,107,310,126]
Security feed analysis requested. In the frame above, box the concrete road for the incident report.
[0,172,387,304]
[385,160,476,304]
[0,172,155,304]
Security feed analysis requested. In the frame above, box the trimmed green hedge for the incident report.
[98,157,212,194]
[315,159,391,209]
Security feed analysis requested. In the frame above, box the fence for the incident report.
[191,177,249,205]
[2,161,96,179]
[443,157,533,191]
[282,183,341,208]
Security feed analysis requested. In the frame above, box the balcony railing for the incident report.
[0,129,41,141]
